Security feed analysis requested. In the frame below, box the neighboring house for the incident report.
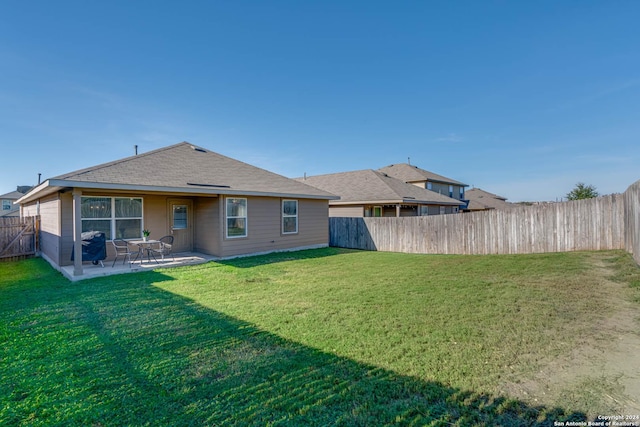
[296,169,465,217]
[463,188,513,212]
[378,163,469,206]
[1,188,30,217]
[17,142,337,277]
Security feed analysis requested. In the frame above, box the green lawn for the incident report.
[1,248,638,426]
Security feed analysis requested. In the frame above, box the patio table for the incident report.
[130,239,161,264]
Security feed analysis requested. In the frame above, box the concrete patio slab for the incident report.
[59,252,219,282]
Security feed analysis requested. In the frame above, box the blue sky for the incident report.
[1,1,639,202]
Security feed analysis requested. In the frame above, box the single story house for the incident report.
[463,188,513,212]
[17,142,337,277]
[378,163,469,206]
[296,169,465,217]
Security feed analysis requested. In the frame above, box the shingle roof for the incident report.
[0,209,20,217]
[26,142,336,200]
[465,188,513,210]
[0,191,25,200]
[378,163,468,186]
[296,170,464,205]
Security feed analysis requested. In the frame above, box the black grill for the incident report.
[71,231,106,266]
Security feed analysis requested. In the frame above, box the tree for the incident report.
[566,182,599,200]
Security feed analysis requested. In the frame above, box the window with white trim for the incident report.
[226,197,247,238]
[2,200,11,210]
[81,197,143,240]
[282,199,298,234]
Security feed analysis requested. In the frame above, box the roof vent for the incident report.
[191,146,207,153]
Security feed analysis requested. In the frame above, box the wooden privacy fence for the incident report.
[624,180,640,265]
[330,184,639,257]
[0,216,39,261]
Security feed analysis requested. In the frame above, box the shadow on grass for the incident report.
[216,246,352,268]
[1,259,587,426]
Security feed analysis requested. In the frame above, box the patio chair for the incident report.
[111,239,134,267]
[147,235,175,263]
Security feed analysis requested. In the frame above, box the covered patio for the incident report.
[59,251,218,282]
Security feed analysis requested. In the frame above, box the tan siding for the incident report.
[21,203,38,217]
[429,182,450,196]
[298,199,330,246]
[329,206,364,217]
[424,182,464,200]
[220,197,329,257]
[194,197,220,255]
[31,189,329,266]
[24,194,62,266]
[143,195,170,240]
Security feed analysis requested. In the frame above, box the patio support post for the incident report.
[396,204,401,217]
[72,189,83,276]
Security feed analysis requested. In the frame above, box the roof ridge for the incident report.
[371,170,405,198]
[378,163,468,186]
[297,168,375,180]
[468,187,507,200]
[373,170,457,203]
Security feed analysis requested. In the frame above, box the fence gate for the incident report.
[0,216,38,261]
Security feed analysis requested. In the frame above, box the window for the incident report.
[419,206,429,216]
[2,200,12,210]
[81,197,143,240]
[427,182,433,190]
[173,205,188,229]
[373,206,382,217]
[449,185,454,198]
[81,197,112,239]
[440,206,446,215]
[226,197,247,238]
[115,198,143,239]
[460,188,465,199]
[282,200,298,234]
